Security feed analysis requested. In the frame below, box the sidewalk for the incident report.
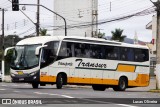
[3,75,11,82]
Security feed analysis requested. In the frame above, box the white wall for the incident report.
[54,0,98,37]
[152,15,157,51]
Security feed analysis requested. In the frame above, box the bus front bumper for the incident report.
[11,71,40,83]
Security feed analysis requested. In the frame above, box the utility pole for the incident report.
[36,0,40,36]
[92,0,98,37]
[2,9,4,47]
[150,0,160,89]
[0,8,5,81]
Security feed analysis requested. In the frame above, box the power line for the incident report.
[47,6,155,31]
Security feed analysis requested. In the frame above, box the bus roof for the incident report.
[17,36,59,45]
[16,36,148,49]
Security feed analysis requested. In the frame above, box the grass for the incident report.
[149,89,160,93]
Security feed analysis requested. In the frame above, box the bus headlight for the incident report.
[11,73,15,77]
[29,72,37,76]
[33,76,37,79]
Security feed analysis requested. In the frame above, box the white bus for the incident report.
[5,36,150,91]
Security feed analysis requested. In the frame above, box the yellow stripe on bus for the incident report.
[128,74,150,87]
[40,74,149,87]
[117,64,136,72]
[40,76,56,82]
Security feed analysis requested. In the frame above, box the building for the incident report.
[146,15,157,75]
[146,15,157,54]
[54,0,98,37]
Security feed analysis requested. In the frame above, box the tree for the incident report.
[39,28,51,36]
[111,28,126,42]
[97,32,105,38]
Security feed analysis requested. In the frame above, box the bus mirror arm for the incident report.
[4,47,15,56]
[35,45,47,56]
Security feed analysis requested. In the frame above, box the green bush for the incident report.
[4,49,14,75]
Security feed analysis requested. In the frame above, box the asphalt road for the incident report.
[0,77,160,107]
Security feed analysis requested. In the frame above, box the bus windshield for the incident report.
[11,44,41,70]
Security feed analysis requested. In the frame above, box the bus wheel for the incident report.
[92,85,106,91]
[113,77,127,91]
[56,74,63,89]
[32,83,39,89]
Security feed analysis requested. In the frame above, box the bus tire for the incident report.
[32,83,39,89]
[113,77,127,91]
[92,85,106,91]
[56,74,63,89]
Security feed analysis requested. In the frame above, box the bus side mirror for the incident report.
[35,45,47,56]
[4,47,15,56]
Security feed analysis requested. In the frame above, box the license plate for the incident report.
[17,71,23,75]
[19,78,24,81]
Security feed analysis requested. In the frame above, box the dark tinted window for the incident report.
[59,42,73,57]
[90,44,104,59]
[57,41,149,62]
[120,48,134,61]
[120,47,128,61]
[127,48,134,61]
[105,46,119,60]
[74,43,85,57]
[135,49,149,62]
[41,41,59,68]
[142,49,149,61]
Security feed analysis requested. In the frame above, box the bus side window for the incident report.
[84,44,91,58]
[134,49,143,62]
[59,42,72,57]
[59,42,67,57]
[106,46,112,60]
[41,41,58,68]
[121,47,128,61]
[127,48,134,61]
[74,43,90,58]
[74,43,82,57]
[66,42,72,57]
[134,49,149,62]
[106,46,119,60]
[142,49,149,61]
[90,44,104,59]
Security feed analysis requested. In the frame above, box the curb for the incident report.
[64,85,91,89]
[149,89,160,93]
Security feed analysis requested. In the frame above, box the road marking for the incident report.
[12,85,18,86]
[0,89,6,90]
[34,92,74,98]
[80,98,111,104]
[49,94,58,96]
[13,91,20,93]
[1,85,7,86]
[34,92,49,95]
[24,85,30,86]
[116,104,138,107]
[127,94,136,96]
[60,95,74,98]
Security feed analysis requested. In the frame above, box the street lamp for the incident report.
[150,0,160,89]
[18,4,67,36]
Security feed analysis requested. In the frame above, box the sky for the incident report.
[0,0,155,42]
